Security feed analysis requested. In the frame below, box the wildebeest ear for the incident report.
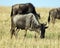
[37,13,40,16]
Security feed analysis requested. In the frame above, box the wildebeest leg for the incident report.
[52,17,55,24]
[23,29,27,40]
[10,17,14,38]
[24,29,27,37]
[34,29,40,39]
[34,32,39,41]
[14,28,20,39]
[10,27,16,39]
[10,17,13,31]
[11,29,15,39]
[10,26,15,39]
[24,16,31,38]
[10,17,16,39]
[34,32,37,38]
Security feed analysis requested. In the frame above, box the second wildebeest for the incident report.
[48,8,60,24]
[10,13,48,39]
[11,3,40,19]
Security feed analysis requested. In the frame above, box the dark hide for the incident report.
[11,3,40,19]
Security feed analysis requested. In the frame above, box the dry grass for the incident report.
[0,6,60,48]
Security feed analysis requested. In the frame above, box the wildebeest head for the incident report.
[39,23,48,38]
[33,22,48,39]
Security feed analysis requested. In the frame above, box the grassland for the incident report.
[0,6,60,48]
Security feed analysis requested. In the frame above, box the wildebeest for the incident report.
[10,3,40,34]
[48,8,60,24]
[11,3,40,19]
[10,13,48,39]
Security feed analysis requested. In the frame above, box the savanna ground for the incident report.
[0,6,60,48]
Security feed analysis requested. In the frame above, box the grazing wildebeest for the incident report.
[10,13,48,39]
[48,8,60,24]
[11,3,40,19]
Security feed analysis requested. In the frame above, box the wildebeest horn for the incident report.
[44,22,47,26]
[37,13,40,15]
[44,22,49,28]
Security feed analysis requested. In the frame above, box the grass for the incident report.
[0,6,60,48]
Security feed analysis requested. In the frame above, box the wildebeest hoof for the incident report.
[40,36,45,39]
[24,34,26,37]
[34,35,37,38]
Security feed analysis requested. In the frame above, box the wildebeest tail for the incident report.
[48,12,50,23]
[10,7,13,16]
